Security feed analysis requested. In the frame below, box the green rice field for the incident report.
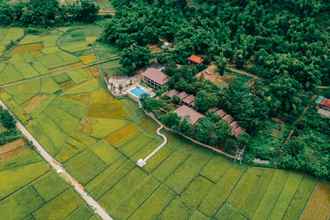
[0,25,329,220]
[0,139,100,220]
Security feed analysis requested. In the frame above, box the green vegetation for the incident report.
[0,138,90,220]
[0,16,328,220]
[0,0,99,26]
[104,0,330,179]
[0,107,20,145]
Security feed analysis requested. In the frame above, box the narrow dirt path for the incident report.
[0,100,113,220]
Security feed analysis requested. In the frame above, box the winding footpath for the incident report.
[137,125,168,167]
[0,100,113,220]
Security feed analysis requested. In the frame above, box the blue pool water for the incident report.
[130,86,149,97]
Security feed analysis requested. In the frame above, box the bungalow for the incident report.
[142,68,169,89]
[165,89,179,99]
[182,95,195,107]
[176,91,189,100]
[223,115,234,124]
[215,109,227,118]
[233,127,243,137]
[230,121,239,130]
[209,108,244,137]
[188,55,204,64]
[175,105,204,125]
[320,98,330,111]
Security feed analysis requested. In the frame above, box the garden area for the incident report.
[0,23,329,220]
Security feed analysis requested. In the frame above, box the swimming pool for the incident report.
[128,86,150,98]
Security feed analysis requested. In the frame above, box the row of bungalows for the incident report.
[165,89,196,107]
[209,108,243,137]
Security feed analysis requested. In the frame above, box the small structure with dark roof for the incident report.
[182,95,195,107]
[142,68,169,89]
[175,105,204,125]
[188,55,204,64]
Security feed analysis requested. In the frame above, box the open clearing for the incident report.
[0,25,329,220]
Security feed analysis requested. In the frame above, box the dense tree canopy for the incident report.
[104,0,329,179]
[0,0,99,26]
[0,107,20,146]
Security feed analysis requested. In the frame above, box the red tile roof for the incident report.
[142,68,169,85]
[215,109,227,118]
[165,89,178,98]
[230,121,239,130]
[223,115,234,124]
[208,108,218,113]
[175,105,204,125]
[188,55,204,64]
[182,95,195,105]
[176,91,189,100]
[320,99,330,109]
[233,127,243,137]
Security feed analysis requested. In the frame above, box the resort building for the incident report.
[142,68,169,89]
[233,127,243,137]
[223,115,234,124]
[182,95,195,107]
[175,105,204,125]
[188,55,204,64]
[215,109,227,118]
[176,91,189,100]
[209,108,244,137]
[320,98,330,111]
[165,89,179,99]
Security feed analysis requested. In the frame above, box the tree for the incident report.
[179,118,194,136]
[120,44,151,75]
[160,112,181,129]
[194,117,214,144]
[267,74,307,118]
[234,49,245,69]
[215,55,227,76]
[141,96,165,112]
[21,0,60,26]
[214,120,231,145]
[176,0,187,9]
[222,79,269,133]
[195,90,218,113]
[76,0,99,22]
[0,108,16,130]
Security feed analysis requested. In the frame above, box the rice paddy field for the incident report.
[0,25,329,220]
[0,138,100,220]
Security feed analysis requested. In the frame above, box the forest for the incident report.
[0,0,99,26]
[103,0,330,179]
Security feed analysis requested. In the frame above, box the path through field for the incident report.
[0,100,113,220]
